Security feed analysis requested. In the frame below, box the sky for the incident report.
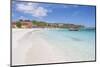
[12,1,96,27]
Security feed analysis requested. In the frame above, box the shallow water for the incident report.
[38,29,95,61]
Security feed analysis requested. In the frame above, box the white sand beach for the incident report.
[12,29,67,65]
[12,28,95,65]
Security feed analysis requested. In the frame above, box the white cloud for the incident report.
[32,7,48,17]
[16,2,49,18]
[19,16,28,20]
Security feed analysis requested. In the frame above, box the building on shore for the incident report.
[12,20,33,28]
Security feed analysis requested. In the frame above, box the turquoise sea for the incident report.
[39,28,95,61]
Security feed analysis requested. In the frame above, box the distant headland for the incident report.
[12,19,85,31]
[12,19,96,31]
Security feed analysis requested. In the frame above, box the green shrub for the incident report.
[32,20,47,27]
[16,22,22,28]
